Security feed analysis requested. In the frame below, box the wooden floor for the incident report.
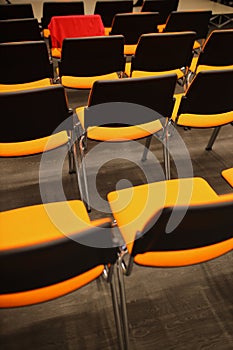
[1,1,233,349]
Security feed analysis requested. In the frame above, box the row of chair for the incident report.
[1,27,232,92]
[0,1,179,28]
[0,9,213,50]
[1,69,233,208]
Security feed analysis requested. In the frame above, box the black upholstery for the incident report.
[0,222,117,294]
[109,12,160,44]
[58,35,126,77]
[0,3,34,20]
[0,18,42,43]
[132,201,233,256]
[163,10,212,41]
[130,32,196,74]
[41,1,85,29]
[0,85,71,143]
[177,69,233,116]
[141,0,179,24]
[0,41,54,84]
[94,0,133,27]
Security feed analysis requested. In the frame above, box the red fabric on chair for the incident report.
[48,15,105,48]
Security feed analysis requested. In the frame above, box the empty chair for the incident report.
[141,0,179,25]
[0,85,73,171]
[41,1,85,37]
[162,10,212,50]
[172,69,233,151]
[0,18,42,44]
[0,41,54,91]
[107,176,233,349]
[189,29,233,77]
[94,0,133,28]
[0,3,34,20]
[58,35,126,90]
[0,202,124,349]
[74,74,177,210]
[125,31,196,89]
[109,12,160,55]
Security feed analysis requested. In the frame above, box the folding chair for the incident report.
[109,12,160,55]
[161,10,212,51]
[73,74,177,210]
[107,176,233,349]
[0,202,125,349]
[58,35,126,90]
[125,31,196,90]
[172,69,233,151]
[41,1,85,38]
[189,29,233,78]
[0,3,34,20]
[0,41,54,92]
[94,0,133,29]
[140,0,179,25]
[0,18,42,44]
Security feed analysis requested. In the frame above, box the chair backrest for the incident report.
[177,69,233,116]
[141,0,179,24]
[59,35,126,77]
[110,12,160,44]
[0,3,34,20]
[131,199,233,261]
[0,18,42,43]
[131,32,196,73]
[163,10,212,40]
[0,221,118,295]
[0,85,71,143]
[94,0,134,27]
[0,41,54,84]
[197,29,233,67]
[41,1,85,28]
[85,75,177,128]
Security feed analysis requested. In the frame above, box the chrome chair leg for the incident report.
[206,126,221,151]
[78,135,91,212]
[117,257,130,350]
[141,135,152,162]
[162,120,171,180]
[108,265,126,350]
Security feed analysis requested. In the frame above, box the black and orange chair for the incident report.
[0,85,75,174]
[0,201,125,349]
[0,3,34,20]
[0,41,54,92]
[58,35,126,90]
[109,12,160,55]
[140,0,179,28]
[74,74,177,210]
[222,168,233,187]
[107,176,233,349]
[189,29,233,78]
[0,18,43,44]
[161,10,212,51]
[94,0,133,33]
[41,1,85,39]
[125,31,196,89]
[172,69,233,151]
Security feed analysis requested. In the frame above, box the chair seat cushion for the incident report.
[222,168,233,187]
[61,72,120,89]
[176,111,233,128]
[0,131,69,157]
[0,78,52,92]
[76,106,163,141]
